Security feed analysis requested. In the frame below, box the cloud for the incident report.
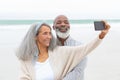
[0,0,120,19]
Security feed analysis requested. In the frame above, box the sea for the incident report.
[0,19,120,80]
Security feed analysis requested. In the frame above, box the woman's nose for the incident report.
[47,34,52,39]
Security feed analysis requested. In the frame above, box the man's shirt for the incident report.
[57,36,87,80]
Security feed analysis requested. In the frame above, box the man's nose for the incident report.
[61,22,66,26]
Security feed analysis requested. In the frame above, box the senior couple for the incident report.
[16,15,110,80]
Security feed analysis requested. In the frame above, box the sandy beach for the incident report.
[0,23,120,80]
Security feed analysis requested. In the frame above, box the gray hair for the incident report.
[16,22,56,61]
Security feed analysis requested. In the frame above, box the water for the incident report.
[0,19,120,25]
[0,20,120,80]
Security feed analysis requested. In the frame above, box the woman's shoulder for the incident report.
[54,45,74,50]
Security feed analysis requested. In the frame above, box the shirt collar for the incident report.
[57,36,72,46]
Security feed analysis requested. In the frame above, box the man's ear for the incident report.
[52,26,55,30]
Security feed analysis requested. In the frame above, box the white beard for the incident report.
[55,28,70,39]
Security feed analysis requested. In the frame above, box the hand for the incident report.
[99,21,110,39]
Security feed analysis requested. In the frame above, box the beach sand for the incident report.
[0,24,120,80]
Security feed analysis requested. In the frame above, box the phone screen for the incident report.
[94,21,105,31]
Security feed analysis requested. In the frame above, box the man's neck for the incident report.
[57,36,69,46]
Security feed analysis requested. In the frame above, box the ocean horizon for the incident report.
[0,19,120,25]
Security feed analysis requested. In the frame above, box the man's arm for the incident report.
[63,57,87,80]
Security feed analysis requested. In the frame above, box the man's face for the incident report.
[53,15,70,39]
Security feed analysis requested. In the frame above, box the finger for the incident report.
[101,20,107,25]
[106,24,110,30]
[101,20,108,29]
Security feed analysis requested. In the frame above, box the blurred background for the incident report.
[0,0,120,80]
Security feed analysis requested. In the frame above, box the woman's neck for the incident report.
[37,44,49,62]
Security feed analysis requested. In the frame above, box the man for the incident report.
[53,15,87,80]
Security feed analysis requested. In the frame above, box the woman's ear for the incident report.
[35,36,37,41]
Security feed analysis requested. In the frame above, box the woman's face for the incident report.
[36,25,52,47]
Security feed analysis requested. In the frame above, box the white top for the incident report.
[35,58,54,80]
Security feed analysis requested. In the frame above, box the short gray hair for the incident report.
[16,22,56,61]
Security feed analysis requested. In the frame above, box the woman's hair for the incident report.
[16,22,56,61]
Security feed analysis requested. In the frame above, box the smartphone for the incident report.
[94,21,105,31]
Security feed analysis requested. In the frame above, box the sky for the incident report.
[0,0,120,19]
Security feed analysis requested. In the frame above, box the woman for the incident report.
[16,22,110,80]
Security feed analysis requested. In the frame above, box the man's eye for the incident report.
[65,21,69,24]
[57,22,61,24]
